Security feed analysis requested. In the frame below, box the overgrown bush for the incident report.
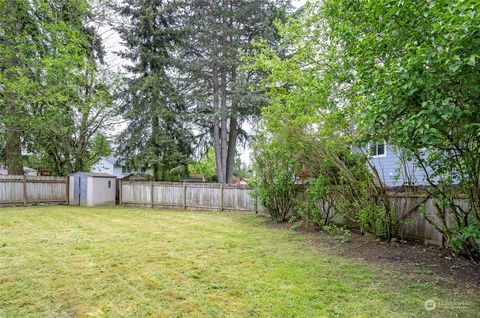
[294,130,401,241]
[251,0,480,259]
[421,193,480,260]
[322,225,351,242]
[252,127,402,241]
[448,222,480,260]
[298,176,337,227]
[357,207,391,239]
[252,137,299,222]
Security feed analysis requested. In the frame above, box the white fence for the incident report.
[0,175,68,206]
[120,181,263,213]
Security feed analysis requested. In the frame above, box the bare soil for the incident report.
[267,222,480,290]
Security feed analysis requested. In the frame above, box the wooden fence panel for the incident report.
[153,182,184,207]
[0,176,23,204]
[25,176,67,203]
[186,183,221,210]
[383,193,469,245]
[121,182,151,206]
[223,185,255,211]
[0,175,68,205]
[388,194,443,244]
[121,182,256,212]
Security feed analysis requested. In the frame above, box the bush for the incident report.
[304,176,337,226]
[357,206,393,240]
[322,225,351,242]
[252,137,299,222]
[445,218,480,260]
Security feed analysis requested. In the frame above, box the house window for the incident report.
[370,143,386,157]
[108,180,111,188]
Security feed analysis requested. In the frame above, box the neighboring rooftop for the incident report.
[119,173,153,181]
[0,165,37,176]
[102,156,118,165]
[179,175,206,183]
[70,172,116,178]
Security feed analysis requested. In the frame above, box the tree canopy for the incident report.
[251,0,480,258]
[0,0,116,175]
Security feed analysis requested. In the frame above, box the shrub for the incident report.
[322,225,351,242]
[252,137,299,222]
[448,222,480,260]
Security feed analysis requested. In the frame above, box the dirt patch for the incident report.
[266,221,480,290]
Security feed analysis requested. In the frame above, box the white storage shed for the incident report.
[69,172,116,206]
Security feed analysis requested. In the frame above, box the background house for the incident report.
[368,143,430,187]
[0,165,38,176]
[91,156,148,178]
[231,176,249,186]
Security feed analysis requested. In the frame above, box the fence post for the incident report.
[65,176,70,205]
[22,175,27,206]
[220,183,224,211]
[151,181,154,208]
[254,193,258,214]
[119,180,123,206]
[183,182,187,210]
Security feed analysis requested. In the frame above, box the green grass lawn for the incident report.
[0,206,478,317]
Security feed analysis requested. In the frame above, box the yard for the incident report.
[0,206,478,317]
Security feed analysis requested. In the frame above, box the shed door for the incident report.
[71,176,81,205]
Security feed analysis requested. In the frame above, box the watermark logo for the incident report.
[424,298,472,311]
[425,299,436,311]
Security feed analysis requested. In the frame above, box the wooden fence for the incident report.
[0,175,459,245]
[388,192,470,245]
[0,175,69,206]
[120,181,263,213]
[384,192,442,244]
[0,175,457,245]
[120,181,462,245]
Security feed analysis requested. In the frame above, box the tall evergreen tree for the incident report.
[116,0,192,181]
[178,0,289,183]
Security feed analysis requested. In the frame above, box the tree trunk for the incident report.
[220,67,228,182]
[151,115,160,181]
[225,68,238,183]
[5,123,23,175]
[74,110,89,172]
[212,66,224,183]
[225,115,238,183]
[74,61,93,172]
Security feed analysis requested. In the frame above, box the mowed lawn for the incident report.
[0,206,478,317]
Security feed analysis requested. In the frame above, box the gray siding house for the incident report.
[368,143,430,187]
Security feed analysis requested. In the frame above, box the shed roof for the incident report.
[70,172,116,178]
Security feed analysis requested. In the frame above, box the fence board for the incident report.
[0,176,68,206]
[121,182,258,212]
[153,183,184,207]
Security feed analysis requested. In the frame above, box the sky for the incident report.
[100,0,307,166]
